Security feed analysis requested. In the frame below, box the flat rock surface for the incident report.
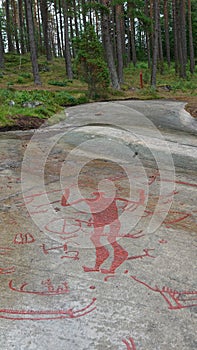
[0,101,196,350]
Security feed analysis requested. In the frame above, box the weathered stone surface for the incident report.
[0,101,196,350]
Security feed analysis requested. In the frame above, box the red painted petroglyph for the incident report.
[164,212,192,228]
[148,172,197,189]
[9,278,69,295]
[0,298,96,320]
[130,276,197,310]
[89,285,96,290]
[143,210,192,228]
[127,248,155,260]
[61,189,146,274]
[13,233,35,244]
[18,190,61,207]
[0,247,14,256]
[0,266,15,275]
[41,243,79,260]
[122,337,137,350]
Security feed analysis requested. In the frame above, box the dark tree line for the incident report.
[0,0,196,88]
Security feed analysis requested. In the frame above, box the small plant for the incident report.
[19,72,31,79]
[143,70,150,84]
[48,80,68,87]
[74,24,110,99]
[17,76,24,84]
[55,91,77,106]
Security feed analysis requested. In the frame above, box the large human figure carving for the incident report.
[61,188,145,274]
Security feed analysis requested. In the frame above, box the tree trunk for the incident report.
[100,0,120,90]
[176,0,187,78]
[18,0,26,54]
[54,0,62,57]
[62,0,73,79]
[25,0,41,85]
[180,0,187,67]
[0,17,4,69]
[158,1,164,74]
[58,0,64,56]
[151,0,159,88]
[6,0,15,52]
[11,0,20,54]
[73,0,79,37]
[40,0,52,61]
[172,0,179,73]
[128,1,137,66]
[188,0,195,74]
[82,0,87,29]
[164,0,171,67]
[145,0,151,68]
[115,4,124,83]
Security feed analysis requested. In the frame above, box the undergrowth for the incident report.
[0,53,196,127]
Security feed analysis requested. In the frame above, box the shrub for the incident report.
[74,24,110,98]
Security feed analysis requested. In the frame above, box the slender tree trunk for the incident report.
[18,0,26,54]
[131,18,137,66]
[188,0,195,74]
[11,0,20,54]
[151,0,159,88]
[180,0,187,67]
[176,0,187,78]
[145,0,151,68]
[164,0,171,67]
[58,0,64,54]
[6,0,15,52]
[128,0,137,67]
[25,0,41,85]
[115,4,124,83]
[100,0,120,90]
[82,0,87,29]
[62,0,73,79]
[172,0,179,73]
[158,1,164,74]
[73,0,79,37]
[40,0,52,61]
[54,0,62,56]
[69,16,75,57]
[0,17,4,69]
[126,17,131,64]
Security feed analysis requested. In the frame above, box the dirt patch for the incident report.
[185,102,197,118]
[0,115,46,132]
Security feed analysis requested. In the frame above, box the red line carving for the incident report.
[122,337,137,350]
[143,210,192,228]
[104,275,115,282]
[0,266,15,275]
[9,279,69,295]
[0,247,14,256]
[127,248,155,260]
[41,244,79,260]
[0,298,96,320]
[164,212,191,228]
[130,276,197,310]
[148,172,197,188]
[13,233,35,244]
[61,189,146,274]
[19,190,61,206]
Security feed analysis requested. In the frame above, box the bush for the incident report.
[74,24,110,98]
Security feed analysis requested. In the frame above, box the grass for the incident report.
[0,53,196,128]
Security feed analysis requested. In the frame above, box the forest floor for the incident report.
[0,54,196,131]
